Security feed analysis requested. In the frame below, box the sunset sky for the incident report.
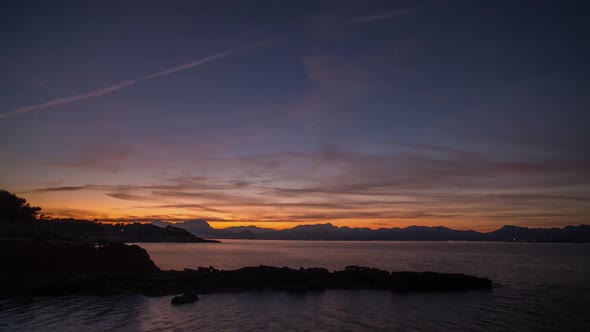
[1,1,589,231]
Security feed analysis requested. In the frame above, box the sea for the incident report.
[1,240,589,331]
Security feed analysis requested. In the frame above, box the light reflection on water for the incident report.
[1,241,589,331]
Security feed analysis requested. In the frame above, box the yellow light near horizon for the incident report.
[24,190,523,232]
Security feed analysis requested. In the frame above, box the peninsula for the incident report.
[1,239,493,298]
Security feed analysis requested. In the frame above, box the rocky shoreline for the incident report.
[0,239,493,298]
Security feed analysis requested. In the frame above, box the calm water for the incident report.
[1,240,590,331]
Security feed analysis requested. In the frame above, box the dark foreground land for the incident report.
[0,239,492,298]
[0,190,487,299]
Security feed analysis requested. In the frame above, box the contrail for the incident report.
[0,36,283,119]
[0,81,136,119]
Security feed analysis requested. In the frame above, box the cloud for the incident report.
[105,192,155,202]
[44,145,132,172]
[292,56,389,148]
[27,144,590,228]
[0,81,136,119]
[134,203,226,214]
[31,149,590,198]
[40,207,111,220]
[346,8,418,24]
[191,210,463,223]
[292,46,419,149]
[0,36,283,120]
[32,186,89,192]
[139,36,283,81]
[386,141,483,162]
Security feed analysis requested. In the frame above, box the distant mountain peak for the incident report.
[152,219,590,243]
[293,223,336,229]
[184,219,211,226]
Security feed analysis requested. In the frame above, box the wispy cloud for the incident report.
[43,145,132,172]
[0,36,283,120]
[27,146,590,228]
[0,81,135,119]
[347,7,419,24]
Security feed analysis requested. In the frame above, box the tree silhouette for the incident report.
[0,189,41,223]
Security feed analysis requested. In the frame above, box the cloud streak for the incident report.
[26,144,590,229]
[0,37,283,119]
[347,7,418,24]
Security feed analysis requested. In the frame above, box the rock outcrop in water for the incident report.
[0,239,493,298]
[171,291,200,305]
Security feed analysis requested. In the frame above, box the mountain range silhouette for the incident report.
[152,220,590,242]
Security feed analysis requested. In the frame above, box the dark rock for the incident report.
[171,291,200,305]
[389,271,493,292]
[0,239,159,275]
[0,240,493,298]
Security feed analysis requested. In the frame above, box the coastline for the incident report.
[1,239,493,299]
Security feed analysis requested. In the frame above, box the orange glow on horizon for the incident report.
[18,188,586,233]
[37,205,521,232]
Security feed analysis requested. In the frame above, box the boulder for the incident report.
[171,291,200,305]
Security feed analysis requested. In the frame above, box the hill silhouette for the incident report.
[0,189,218,243]
[152,220,590,243]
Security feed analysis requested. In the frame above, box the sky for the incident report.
[1,0,589,231]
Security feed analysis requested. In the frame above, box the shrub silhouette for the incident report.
[0,189,41,223]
